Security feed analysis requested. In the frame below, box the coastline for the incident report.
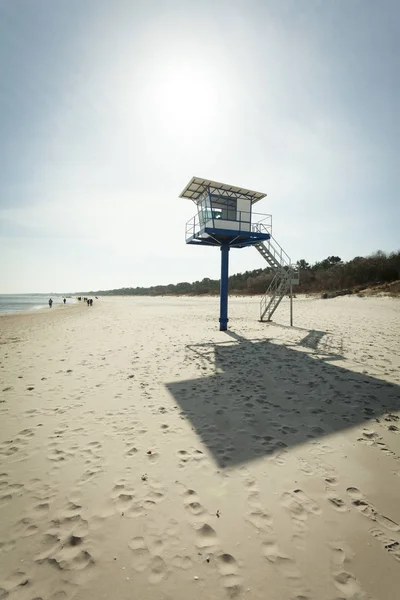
[0,295,399,600]
[0,299,83,319]
[0,295,80,317]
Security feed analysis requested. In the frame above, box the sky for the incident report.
[0,0,399,293]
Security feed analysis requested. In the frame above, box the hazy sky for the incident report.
[1,0,398,293]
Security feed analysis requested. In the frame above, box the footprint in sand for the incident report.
[49,590,71,599]
[146,451,159,463]
[298,459,314,476]
[178,448,207,469]
[165,518,179,537]
[148,537,166,556]
[346,487,400,531]
[79,464,104,485]
[0,540,16,554]
[325,476,338,486]
[246,509,272,532]
[244,477,263,506]
[111,480,135,513]
[269,449,288,466]
[370,528,400,562]
[148,556,168,584]
[333,571,363,598]
[326,493,348,513]
[280,489,322,546]
[15,517,39,538]
[261,542,301,580]
[146,490,164,505]
[309,442,334,456]
[126,446,138,457]
[125,502,147,518]
[18,428,35,439]
[358,429,380,445]
[196,523,219,549]
[183,489,206,520]
[115,491,135,512]
[32,502,51,517]
[1,570,30,595]
[178,450,190,466]
[41,545,94,572]
[171,555,193,570]
[216,553,243,597]
[129,537,151,572]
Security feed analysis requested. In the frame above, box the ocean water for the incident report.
[0,295,76,315]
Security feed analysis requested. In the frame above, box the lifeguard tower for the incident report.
[181,177,299,330]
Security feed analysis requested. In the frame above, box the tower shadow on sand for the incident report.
[166,329,400,468]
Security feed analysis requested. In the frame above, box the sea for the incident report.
[0,295,76,315]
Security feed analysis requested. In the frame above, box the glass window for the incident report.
[210,195,237,221]
[197,193,210,226]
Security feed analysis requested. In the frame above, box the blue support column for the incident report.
[219,244,230,331]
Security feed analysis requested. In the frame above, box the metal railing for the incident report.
[251,213,272,235]
[254,230,291,269]
[185,215,198,240]
[260,271,287,320]
[185,211,272,242]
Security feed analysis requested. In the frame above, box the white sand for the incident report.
[0,295,399,600]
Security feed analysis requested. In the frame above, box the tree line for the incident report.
[87,250,400,297]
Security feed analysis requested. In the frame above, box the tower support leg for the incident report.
[219,245,230,331]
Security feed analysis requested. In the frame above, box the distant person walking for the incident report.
[63,298,66,305]
[48,299,53,308]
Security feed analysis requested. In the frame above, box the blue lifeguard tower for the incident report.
[181,177,299,330]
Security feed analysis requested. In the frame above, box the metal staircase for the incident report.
[254,234,299,322]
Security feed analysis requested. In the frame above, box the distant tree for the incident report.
[297,259,311,270]
[327,256,342,266]
[312,256,342,270]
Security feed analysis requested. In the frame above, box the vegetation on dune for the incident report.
[87,250,400,297]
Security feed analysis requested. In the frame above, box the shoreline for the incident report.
[0,294,80,317]
[0,299,84,319]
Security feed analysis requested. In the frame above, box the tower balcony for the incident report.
[185,211,272,248]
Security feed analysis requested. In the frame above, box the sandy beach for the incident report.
[0,295,399,600]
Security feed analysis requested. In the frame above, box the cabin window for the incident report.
[212,208,222,219]
[210,196,237,221]
[197,194,211,226]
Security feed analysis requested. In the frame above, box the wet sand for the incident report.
[0,295,399,600]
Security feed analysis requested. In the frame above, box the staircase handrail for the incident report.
[266,237,291,269]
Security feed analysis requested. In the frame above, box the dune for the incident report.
[0,295,399,600]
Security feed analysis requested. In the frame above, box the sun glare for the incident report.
[145,60,221,137]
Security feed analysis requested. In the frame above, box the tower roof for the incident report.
[179,177,266,204]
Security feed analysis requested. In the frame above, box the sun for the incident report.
[145,59,221,137]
